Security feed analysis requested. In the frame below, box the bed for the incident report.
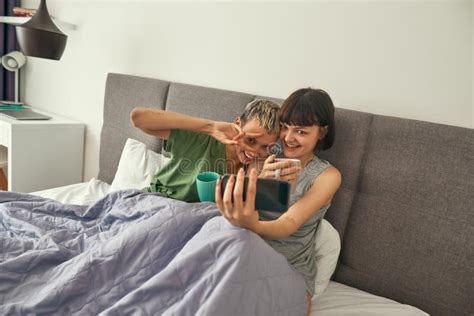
[0,73,435,315]
[29,176,426,316]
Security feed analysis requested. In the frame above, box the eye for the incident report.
[297,130,306,135]
[246,137,257,145]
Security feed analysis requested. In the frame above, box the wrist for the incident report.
[205,120,217,136]
[251,219,264,236]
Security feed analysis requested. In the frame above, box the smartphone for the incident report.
[220,174,290,212]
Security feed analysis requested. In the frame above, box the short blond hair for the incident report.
[240,99,281,134]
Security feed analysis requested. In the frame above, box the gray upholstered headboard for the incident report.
[99,73,267,184]
[98,73,473,316]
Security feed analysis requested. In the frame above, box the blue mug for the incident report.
[196,171,220,202]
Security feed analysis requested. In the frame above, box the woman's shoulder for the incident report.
[306,156,333,174]
[313,156,332,166]
[302,156,340,185]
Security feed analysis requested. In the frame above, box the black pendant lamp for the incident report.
[15,0,67,61]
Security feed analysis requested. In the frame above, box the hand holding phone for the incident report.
[219,172,290,213]
[215,169,291,231]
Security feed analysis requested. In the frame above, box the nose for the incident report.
[284,129,296,143]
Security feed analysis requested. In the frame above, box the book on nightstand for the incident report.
[0,103,51,120]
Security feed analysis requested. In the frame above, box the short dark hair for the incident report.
[280,88,335,151]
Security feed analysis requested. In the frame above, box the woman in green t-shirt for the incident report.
[131,100,281,202]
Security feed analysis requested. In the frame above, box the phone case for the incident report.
[220,175,290,212]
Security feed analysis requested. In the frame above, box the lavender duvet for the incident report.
[0,190,306,315]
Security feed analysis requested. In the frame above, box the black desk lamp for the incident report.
[15,0,67,61]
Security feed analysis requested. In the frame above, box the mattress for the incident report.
[312,281,428,316]
[30,182,427,316]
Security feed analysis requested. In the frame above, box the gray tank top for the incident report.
[258,155,332,295]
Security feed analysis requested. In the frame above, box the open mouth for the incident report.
[285,142,300,149]
[243,151,254,159]
[238,150,255,163]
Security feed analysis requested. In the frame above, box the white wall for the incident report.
[21,0,473,181]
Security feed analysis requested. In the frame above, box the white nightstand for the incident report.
[0,110,84,193]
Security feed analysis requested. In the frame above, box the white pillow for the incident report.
[314,219,341,297]
[110,138,170,192]
[32,178,111,205]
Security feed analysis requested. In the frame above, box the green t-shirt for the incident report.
[145,129,226,202]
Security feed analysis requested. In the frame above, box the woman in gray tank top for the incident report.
[216,88,341,315]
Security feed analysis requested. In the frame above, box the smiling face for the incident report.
[280,123,326,161]
[235,118,279,164]
[279,88,335,163]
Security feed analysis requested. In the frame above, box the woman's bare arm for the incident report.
[130,107,214,139]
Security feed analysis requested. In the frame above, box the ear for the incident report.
[318,126,329,140]
[235,116,241,126]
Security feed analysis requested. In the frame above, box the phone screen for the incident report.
[220,175,290,212]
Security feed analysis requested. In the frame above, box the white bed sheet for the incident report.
[312,281,428,316]
[31,178,111,205]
